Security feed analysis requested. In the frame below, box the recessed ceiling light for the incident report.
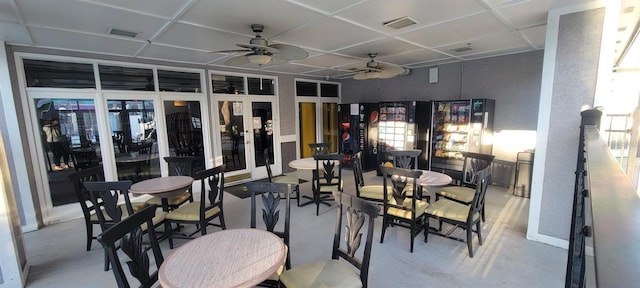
[107,28,139,38]
[383,16,419,29]
[451,43,473,53]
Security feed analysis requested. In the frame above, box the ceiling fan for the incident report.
[214,24,308,66]
[352,53,407,80]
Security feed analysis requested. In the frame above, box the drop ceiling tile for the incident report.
[180,0,325,38]
[377,49,452,66]
[293,53,362,68]
[494,0,560,29]
[520,25,547,49]
[275,17,384,52]
[29,27,145,56]
[138,44,226,65]
[90,0,191,18]
[399,12,511,48]
[0,0,20,22]
[154,22,252,52]
[0,22,33,45]
[289,0,364,14]
[336,0,486,32]
[333,37,423,59]
[19,0,168,40]
[434,31,530,57]
[263,63,322,74]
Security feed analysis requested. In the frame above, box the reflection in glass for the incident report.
[296,81,317,96]
[164,100,205,171]
[252,102,274,167]
[212,74,244,94]
[99,65,154,91]
[35,98,101,206]
[299,102,317,158]
[248,77,275,95]
[219,101,246,171]
[108,99,159,182]
[24,59,96,88]
[158,70,201,92]
[323,103,339,153]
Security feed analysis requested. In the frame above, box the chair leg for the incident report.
[86,221,93,251]
[295,185,300,207]
[380,217,388,243]
[476,221,483,245]
[467,226,474,258]
[103,249,110,271]
[168,222,175,249]
[481,205,486,222]
[410,222,415,253]
[424,217,430,243]
[219,213,226,230]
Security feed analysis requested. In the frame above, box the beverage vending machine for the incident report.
[337,103,379,171]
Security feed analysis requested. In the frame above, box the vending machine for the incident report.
[430,98,495,173]
[376,101,431,174]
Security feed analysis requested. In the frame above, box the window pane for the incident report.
[158,70,202,93]
[99,65,154,91]
[24,59,95,88]
[321,83,339,97]
[108,99,159,182]
[247,77,274,95]
[212,74,244,94]
[36,98,102,206]
[164,100,205,171]
[219,101,246,171]
[252,102,274,167]
[296,81,317,96]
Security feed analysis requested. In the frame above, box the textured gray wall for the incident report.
[538,9,603,239]
[341,51,544,162]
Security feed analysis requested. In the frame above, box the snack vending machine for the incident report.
[430,98,495,173]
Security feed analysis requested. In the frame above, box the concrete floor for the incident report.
[24,170,567,287]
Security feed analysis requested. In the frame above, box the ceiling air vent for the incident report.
[108,28,139,38]
[383,16,418,29]
[451,43,473,53]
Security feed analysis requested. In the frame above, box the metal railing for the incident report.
[566,109,640,287]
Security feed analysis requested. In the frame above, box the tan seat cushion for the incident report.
[387,199,429,219]
[145,192,191,207]
[358,185,390,200]
[266,244,288,281]
[165,202,221,221]
[272,175,299,185]
[279,259,361,288]
[437,186,475,203]
[425,199,478,223]
[140,210,168,231]
[318,180,343,192]
[89,202,147,222]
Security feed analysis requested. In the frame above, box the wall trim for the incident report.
[280,134,296,143]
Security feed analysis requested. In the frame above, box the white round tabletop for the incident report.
[129,175,193,198]
[416,170,453,187]
[159,228,286,288]
[288,157,317,170]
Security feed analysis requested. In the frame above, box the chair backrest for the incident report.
[388,150,421,169]
[469,167,491,220]
[263,148,274,181]
[380,165,423,220]
[460,152,495,187]
[313,153,343,191]
[308,142,331,155]
[164,156,195,176]
[70,148,99,171]
[331,191,379,288]
[193,164,226,216]
[245,181,292,268]
[352,151,366,193]
[83,180,135,231]
[97,205,164,288]
[68,165,105,220]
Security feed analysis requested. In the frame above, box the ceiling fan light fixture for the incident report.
[248,54,272,65]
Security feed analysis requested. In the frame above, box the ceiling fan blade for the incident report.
[237,43,280,54]
[353,73,370,80]
[378,63,405,78]
[224,55,251,66]
[211,49,250,54]
[269,44,309,60]
[266,56,289,65]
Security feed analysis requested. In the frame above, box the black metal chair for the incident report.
[436,152,494,221]
[83,180,166,271]
[308,142,331,155]
[164,164,227,249]
[264,148,300,207]
[246,182,293,287]
[352,151,389,203]
[425,167,491,258]
[67,165,105,251]
[388,149,421,169]
[379,165,428,253]
[145,156,195,211]
[280,191,379,288]
[97,205,164,288]
[307,153,343,216]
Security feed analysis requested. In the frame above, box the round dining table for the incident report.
[288,157,317,170]
[415,170,452,201]
[159,228,286,288]
[129,175,193,211]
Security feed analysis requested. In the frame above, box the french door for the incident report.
[213,96,278,182]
